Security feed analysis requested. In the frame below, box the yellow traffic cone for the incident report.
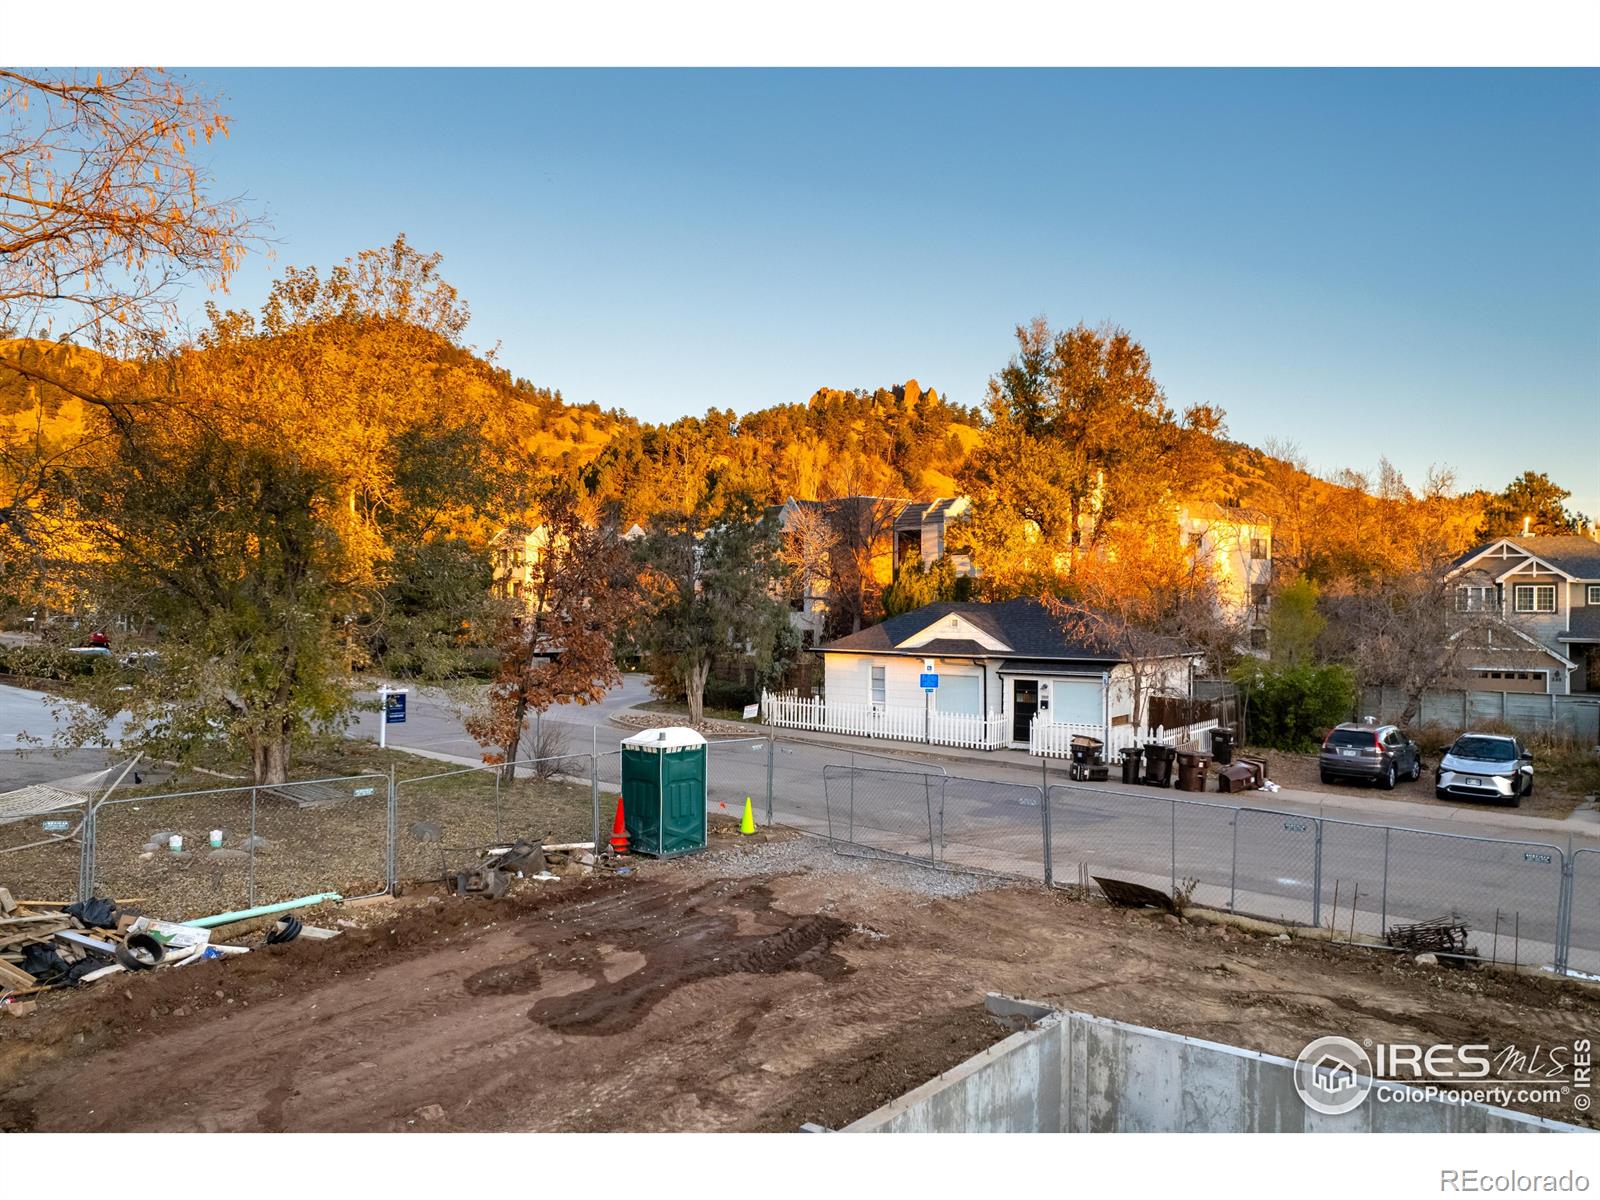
[740,796,757,835]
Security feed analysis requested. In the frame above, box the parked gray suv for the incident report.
[1435,733,1533,806]
[1318,722,1422,790]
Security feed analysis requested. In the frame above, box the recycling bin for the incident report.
[1175,749,1209,793]
[1210,727,1236,765]
[1142,742,1176,788]
[1119,746,1145,785]
[620,726,707,857]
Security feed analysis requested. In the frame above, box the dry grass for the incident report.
[0,738,596,921]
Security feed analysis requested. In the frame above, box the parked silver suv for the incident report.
[1318,721,1422,790]
[1435,733,1533,806]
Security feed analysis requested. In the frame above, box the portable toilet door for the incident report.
[619,726,708,856]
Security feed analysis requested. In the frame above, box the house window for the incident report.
[1456,585,1494,612]
[1512,585,1556,614]
[870,665,886,708]
[1589,585,1600,605]
[1249,537,1267,561]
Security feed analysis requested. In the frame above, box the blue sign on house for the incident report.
[384,691,408,724]
[920,672,939,691]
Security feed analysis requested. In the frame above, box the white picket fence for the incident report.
[761,690,1219,759]
[761,690,1009,750]
[1032,717,1221,761]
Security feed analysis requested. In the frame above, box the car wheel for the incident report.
[1434,787,1450,801]
[1408,757,1422,782]
[1378,763,1396,791]
[1320,769,1334,785]
[1523,777,1534,799]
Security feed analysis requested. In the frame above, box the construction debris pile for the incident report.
[0,884,344,1016]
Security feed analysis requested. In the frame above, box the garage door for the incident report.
[1047,678,1101,725]
[936,674,981,716]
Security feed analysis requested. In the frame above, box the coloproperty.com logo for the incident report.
[1292,1034,1593,1117]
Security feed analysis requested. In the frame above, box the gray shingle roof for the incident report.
[1557,606,1600,643]
[1453,535,1600,578]
[815,598,1187,663]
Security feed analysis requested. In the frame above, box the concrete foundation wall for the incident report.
[845,997,1586,1134]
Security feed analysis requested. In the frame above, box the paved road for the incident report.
[5,675,1596,975]
[0,684,127,789]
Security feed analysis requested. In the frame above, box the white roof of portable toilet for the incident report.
[621,726,707,752]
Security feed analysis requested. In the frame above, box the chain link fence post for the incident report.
[766,735,775,827]
[248,785,258,907]
[386,763,398,894]
[1169,797,1177,898]
[1228,810,1238,913]
[1311,818,1324,929]
[1380,825,1390,937]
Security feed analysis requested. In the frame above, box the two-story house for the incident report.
[1177,502,1273,649]
[1444,534,1600,695]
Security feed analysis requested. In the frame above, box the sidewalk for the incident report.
[621,707,1600,848]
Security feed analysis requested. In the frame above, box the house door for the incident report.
[1012,679,1038,743]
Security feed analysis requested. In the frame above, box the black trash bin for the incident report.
[1119,745,1145,785]
[1210,728,1235,765]
[1142,742,1176,788]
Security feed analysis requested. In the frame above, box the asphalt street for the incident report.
[4,674,1597,975]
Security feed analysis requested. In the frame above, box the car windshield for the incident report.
[1450,736,1516,762]
[1326,729,1378,747]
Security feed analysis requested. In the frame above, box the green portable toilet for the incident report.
[620,726,708,857]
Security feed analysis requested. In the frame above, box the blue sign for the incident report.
[384,692,408,724]
[919,672,939,691]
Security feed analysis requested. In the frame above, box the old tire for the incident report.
[114,932,165,971]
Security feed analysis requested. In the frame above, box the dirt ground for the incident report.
[1,831,1596,1133]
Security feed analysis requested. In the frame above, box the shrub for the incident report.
[1231,661,1356,751]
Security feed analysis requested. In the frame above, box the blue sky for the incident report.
[190,69,1599,515]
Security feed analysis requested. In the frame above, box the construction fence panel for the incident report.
[393,755,594,889]
[928,775,1046,879]
[0,808,86,908]
[88,774,387,922]
[1171,797,1238,917]
[1378,827,1567,971]
[1047,784,1176,899]
[1568,849,1600,980]
[822,764,952,863]
[1230,807,1320,927]
[770,740,946,837]
[1317,819,1393,942]
[705,737,772,827]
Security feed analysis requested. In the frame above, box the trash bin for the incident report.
[1119,746,1145,785]
[1142,742,1176,788]
[620,726,708,857]
[1175,750,1209,793]
[1210,727,1235,765]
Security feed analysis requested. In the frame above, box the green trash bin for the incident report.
[620,727,708,857]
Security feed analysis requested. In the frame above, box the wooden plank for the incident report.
[0,958,37,989]
[0,887,15,914]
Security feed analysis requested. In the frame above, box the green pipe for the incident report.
[183,891,343,929]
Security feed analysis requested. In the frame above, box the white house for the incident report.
[1177,502,1273,650]
[763,598,1201,754]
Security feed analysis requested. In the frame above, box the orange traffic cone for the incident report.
[609,795,630,854]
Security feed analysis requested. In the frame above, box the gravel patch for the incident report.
[674,834,1015,899]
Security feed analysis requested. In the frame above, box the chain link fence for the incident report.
[820,765,1592,977]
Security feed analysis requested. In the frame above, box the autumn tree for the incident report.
[466,481,636,769]
[1,69,259,569]
[959,319,1220,597]
[1477,471,1589,540]
[53,241,507,783]
[632,501,790,723]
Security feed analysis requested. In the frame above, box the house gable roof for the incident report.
[1450,535,1600,581]
[816,598,1187,663]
